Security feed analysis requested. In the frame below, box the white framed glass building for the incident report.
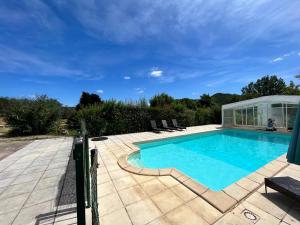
[222,95,300,130]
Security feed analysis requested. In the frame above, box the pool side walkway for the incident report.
[93,125,300,225]
[0,137,76,225]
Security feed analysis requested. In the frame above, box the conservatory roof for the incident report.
[222,95,300,110]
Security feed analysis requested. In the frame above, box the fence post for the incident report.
[84,133,91,208]
[90,149,99,225]
[73,137,86,225]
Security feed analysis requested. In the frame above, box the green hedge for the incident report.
[77,101,198,136]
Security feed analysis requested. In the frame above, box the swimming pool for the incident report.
[128,129,290,191]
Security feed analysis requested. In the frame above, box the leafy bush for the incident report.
[150,93,174,107]
[77,104,107,137]
[195,106,221,125]
[5,96,62,135]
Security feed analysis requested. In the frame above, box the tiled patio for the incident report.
[93,125,300,225]
[0,137,75,225]
[0,126,299,225]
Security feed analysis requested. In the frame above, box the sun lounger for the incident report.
[150,120,163,133]
[172,119,186,129]
[265,177,300,201]
[162,120,179,131]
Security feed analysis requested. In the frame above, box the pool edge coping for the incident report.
[117,132,289,213]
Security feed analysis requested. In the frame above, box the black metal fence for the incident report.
[90,149,99,225]
[73,129,99,225]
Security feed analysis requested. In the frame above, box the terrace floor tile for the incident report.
[186,197,222,224]
[170,184,197,202]
[165,205,209,225]
[113,175,137,191]
[98,192,124,217]
[118,185,148,206]
[140,179,167,196]
[126,198,161,225]
[151,189,184,213]
[100,208,132,225]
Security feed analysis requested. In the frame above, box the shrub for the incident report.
[195,106,221,125]
[150,93,174,107]
[5,95,62,135]
[77,104,107,137]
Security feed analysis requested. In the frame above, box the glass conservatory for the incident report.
[222,95,300,130]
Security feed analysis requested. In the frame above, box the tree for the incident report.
[176,98,198,110]
[76,92,102,110]
[284,81,300,95]
[5,95,62,135]
[150,93,174,107]
[199,94,213,107]
[241,75,286,98]
[211,93,242,106]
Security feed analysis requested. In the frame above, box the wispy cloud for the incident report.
[96,89,104,94]
[22,78,52,85]
[54,0,300,50]
[0,1,63,32]
[123,76,131,80]
[270,51,300,63]
[0,45,101,80]
[271,57,283,63]
[150,69,163,77]
[134,88,144,94]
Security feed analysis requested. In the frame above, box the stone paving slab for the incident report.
[0,137,75,225]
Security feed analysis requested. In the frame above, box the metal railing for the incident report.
[73,123,99,225]
[90,149,99,225]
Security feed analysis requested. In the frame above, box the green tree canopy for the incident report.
[241,75,286,98]
[150,93,174,107]
[76,92,102,110]
[199,94,213,107]
[5,95,62,135]
[284,81,300,95]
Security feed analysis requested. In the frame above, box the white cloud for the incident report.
[53,0,300,48]
[134,88,144,94]
[123,76,131,80]
[150,70,163,77]
[271,57,283,62]
[96,89,104,94]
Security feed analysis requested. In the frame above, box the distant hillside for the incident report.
[211,93,243,106]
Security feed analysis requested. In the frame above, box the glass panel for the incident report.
[247,107,254,125]
[253,106,258,126]
[272,103,282,108]
[287,107,297,129]
[271,106,284,127]
[235,109,242,125]
[242,108,247,125]
[287,104,297,108]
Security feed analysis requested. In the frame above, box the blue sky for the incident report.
[0,0,300,106]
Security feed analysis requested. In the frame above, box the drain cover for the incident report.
[242,209,260,224]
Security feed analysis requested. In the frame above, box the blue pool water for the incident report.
[128,129,290,191]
